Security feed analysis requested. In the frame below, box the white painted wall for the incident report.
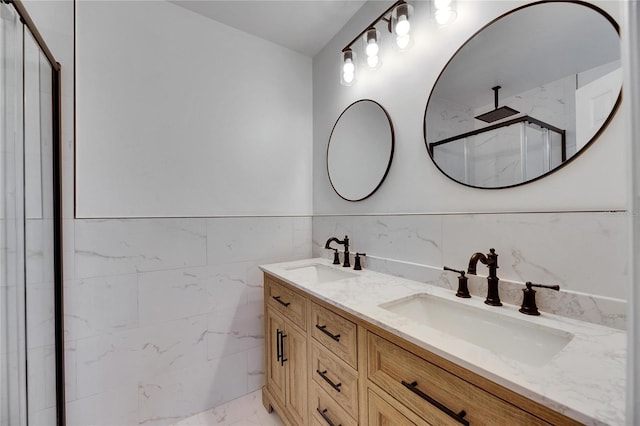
[313,0,627,215]
[27,1,315,425]
[76,0,313,217]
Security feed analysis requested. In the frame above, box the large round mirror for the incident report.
[328,99,394,201]
[424,1,621,189]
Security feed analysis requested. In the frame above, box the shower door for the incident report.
[1,1,63,425]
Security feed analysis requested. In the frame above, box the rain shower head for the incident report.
[475,86,519,123]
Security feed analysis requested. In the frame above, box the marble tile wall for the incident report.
[64,216,312,426]
[313,212,628,329]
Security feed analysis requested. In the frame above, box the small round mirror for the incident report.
[327,99,394,201]
[424,1,621,189]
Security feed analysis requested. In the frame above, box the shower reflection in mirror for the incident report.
[424,1,621,189]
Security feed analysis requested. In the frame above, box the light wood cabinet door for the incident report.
[266,308,286,406]
[284,323,307,425]
[265,304,308,425]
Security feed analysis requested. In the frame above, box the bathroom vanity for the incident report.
[260,259,625,426]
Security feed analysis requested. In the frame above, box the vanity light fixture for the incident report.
[340,0,413,84]
[392,1,414,50]
[434,0,457,25]
[364,28,381,69]
[341,49,356,85]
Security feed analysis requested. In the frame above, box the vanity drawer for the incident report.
[311,302,357,369]
[368,389,420,426]
[311,342,358,420]
[265,277,306,330]
[367,332,551,426]
[310,383,357,426]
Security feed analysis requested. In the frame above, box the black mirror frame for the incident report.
[327,99,395,201]
[423,0,622,190]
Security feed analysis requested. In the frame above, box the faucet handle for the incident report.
[354,253,366,270]
[519,281,560,316]
[443,266,465,275]
[331,249,340,265]
[443,266,471,298]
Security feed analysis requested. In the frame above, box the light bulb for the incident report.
[396,35,410,49]
[367,55,379,68]
[343,71,354,84]
[395,15,410,36]
[343,59,355,74]
[366,40,379,57]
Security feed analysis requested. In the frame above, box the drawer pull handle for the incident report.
[316,369,342,392]
[276,329,282,362]
[401,380,469,426]
[315,324,341,342]
[317,408,341,426]
[279,332,288,366]
[272,296,291,307]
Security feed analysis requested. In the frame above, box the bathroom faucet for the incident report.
[324,235,350,268]
[467,248,501,306]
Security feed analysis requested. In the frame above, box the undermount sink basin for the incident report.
[284,263,357,284]
[380,293,573,367]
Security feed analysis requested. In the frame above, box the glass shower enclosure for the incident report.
[430,115,566,188]
[1,1,64,425]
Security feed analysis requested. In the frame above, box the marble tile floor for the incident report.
[171,390,284,426]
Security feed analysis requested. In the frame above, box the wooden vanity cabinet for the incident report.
[262,272,581,426]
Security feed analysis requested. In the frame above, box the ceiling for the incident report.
[432,2,620,109]
[169,0,368,57]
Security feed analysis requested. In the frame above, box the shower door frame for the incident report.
[4,0,65,424]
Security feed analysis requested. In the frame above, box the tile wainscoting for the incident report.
[64,216,311,426]
[312,212,628,330]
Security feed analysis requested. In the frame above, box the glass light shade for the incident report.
[392,2,414,50]
[340,50,356,86]
[396,35,411,49]
[363,28,382,69]
[363,28,380,57]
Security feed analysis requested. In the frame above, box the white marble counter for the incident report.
[260,258,626,426]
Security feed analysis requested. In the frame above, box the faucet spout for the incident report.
[467,252,488,275]
[324,237,341,249]
[324,235,350,268]
[468,248,501,306]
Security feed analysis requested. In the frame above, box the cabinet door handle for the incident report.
[276,329,282,362]
[315,324,340,342]
[401,380,469,426]
[316,369,342,392]
[272,296,291,307]
[280,332,288,366]
[316,408,341,426]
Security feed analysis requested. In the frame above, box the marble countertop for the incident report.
[260,258,626,426]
